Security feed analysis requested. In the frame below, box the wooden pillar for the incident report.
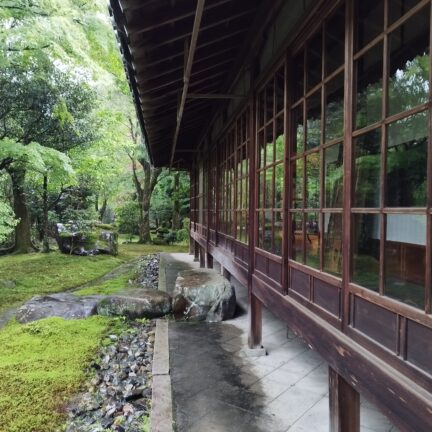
[194,241,199,262]
[189,235,194,255]
[329,367,360,432]
[199,245,206,268]
[248,293,262,349]
[206,252,213,268]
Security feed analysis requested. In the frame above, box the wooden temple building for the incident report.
[109,0,432,430]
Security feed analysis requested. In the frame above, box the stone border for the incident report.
[150,319,173,432]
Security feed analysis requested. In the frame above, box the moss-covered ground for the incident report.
[0,241,188,314]
[0,316,126,432]
[0,240,188,431]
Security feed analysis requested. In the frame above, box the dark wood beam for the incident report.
[188,93,245,100]
[170,0,205,166]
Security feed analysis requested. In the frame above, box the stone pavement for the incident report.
[163,253,397,432]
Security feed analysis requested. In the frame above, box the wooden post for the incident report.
[189,235,194,255]
[206,252,213,268]
[199,245,206,268]
[329,367,360,432]
[194,241,199,262]
[248,293,262,349]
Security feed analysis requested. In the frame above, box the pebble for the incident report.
[65,320,155,432]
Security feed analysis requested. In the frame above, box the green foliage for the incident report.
[176,228,189,243]
[74,272,133,296]
[0,316,116,432]
[0,201,18,243]
[116,201,140,237]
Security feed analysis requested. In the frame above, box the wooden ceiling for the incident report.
[109,0,266,168]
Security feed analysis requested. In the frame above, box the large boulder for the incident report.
[56,222,118,256]
[97,289,172,319]
[16,293,104,323]
[172,269,236,322]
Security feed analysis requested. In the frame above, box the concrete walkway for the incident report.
[163,253,397,432]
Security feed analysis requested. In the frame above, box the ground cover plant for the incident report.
[0,316,126,432]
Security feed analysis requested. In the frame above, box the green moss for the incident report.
[74,272,132,296]
[0,316,124,432]
[0,243,188,314]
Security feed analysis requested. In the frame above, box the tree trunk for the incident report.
[10,168,33,253]
[42,174,50,253]
[99,197,108,222]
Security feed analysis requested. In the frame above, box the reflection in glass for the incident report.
[355,42,383,129]
[385,214,425,309]
[386,113,428,207]
[306,152,320,208]
[306,212,320,269]
[292,213,304,262]
[266,126,274,165]
[307,32,322,90]
[352,214,380,290]
[264,168,273,208]
[257,212,263,249]
[325,5,345,75]
[293,50,305,101]
[258,171,264,208]
[293,159,304,208]
[275,163,284,208]
[244,211,249,244]
[263,211,273,252]
[388,0,422,25]
[293,104,304,154]
[274,212,283,256]
[275,115,284,161]
[354,0,384,51]
[258,131,265,169]
[388,8,429,116]
[306,91,321,149]
[325,143,343,208]
[325,73,344,142]
[353,129,381,207]
[275,67,285,113]
[323,213,342,276]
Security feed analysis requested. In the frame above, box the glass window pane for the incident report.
[257,212,264,248]
[258,171,264,208]
[275,163,284,209]
[244,211,249,244]
[353,129,381,207]
[388,7,430,116]
[265,168,273,208]
[266,126,274,165]
[325,73,344,142]
[274,212,283,256]
[306,212,320,269]
[306,152,320,208]
[293,104,304,155]
[385,214,425,309]
[275,115,284,161]
[292,213,304,262]
[306,91,321,150]
[293,50,305,101]
[307,31,323,90]
[325,143,343,208]
[266,80,274,122]
[352,214,380,290]
[263,211,272,252]
[258,130,265,169]
[323,213,342,276]
[355,42,383,129]
[258,91,265,127]
[325,5,345,75]
[354,0,384,52]
[292,158,304,209]
[388,0,422,25]
[386,112,428,207]
[275,67,285,113]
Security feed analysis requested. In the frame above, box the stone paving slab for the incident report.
[163,253,398,432]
